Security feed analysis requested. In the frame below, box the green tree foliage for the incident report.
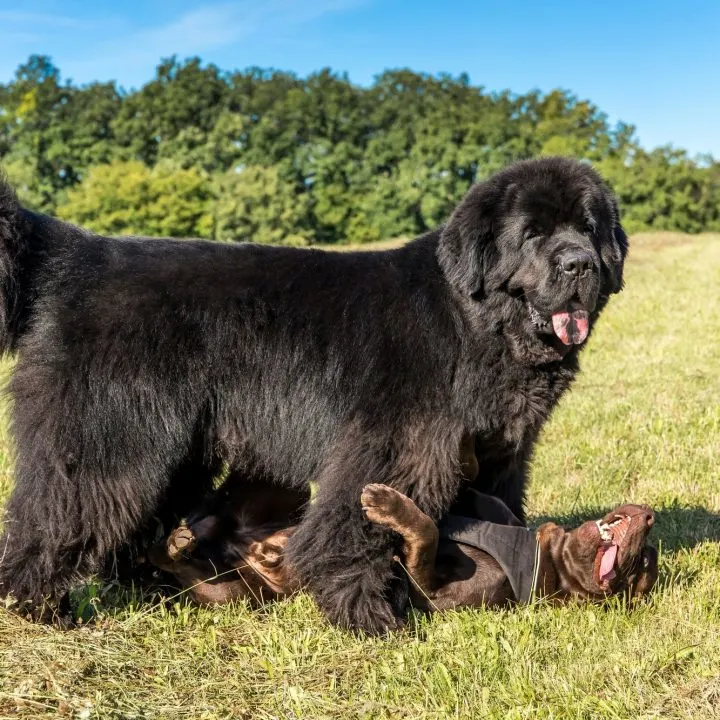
[597,149,720,234]
[1,55,718,243]
[57,160,214,238]
[113,57,230,168]
[214,165,312,246]
[0,56,121,211]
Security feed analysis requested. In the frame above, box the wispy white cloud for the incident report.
[134,0,368,51]
[59,0,369,85]
[131,3,255,54]
[0,0,370,87]
[0,10,88,29]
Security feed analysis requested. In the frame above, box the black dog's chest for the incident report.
[477,364,574,448]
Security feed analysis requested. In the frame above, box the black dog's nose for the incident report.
[559,249,593,276]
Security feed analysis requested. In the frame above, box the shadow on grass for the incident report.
[531,501,720,552]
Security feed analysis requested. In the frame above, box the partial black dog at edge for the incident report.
[0,157,627,634]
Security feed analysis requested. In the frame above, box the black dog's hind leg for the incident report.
[103,456,221,587]
[0,369,205,613]
[0,451,185,614]
[0,334,229,614]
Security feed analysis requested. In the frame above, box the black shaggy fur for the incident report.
[0,158,627,633]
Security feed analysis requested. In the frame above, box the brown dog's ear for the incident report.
[533,522,566,597]
[536,523,567,574]
[535,522,566,547]
[438,181,502,298]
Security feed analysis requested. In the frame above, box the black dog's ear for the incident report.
[437,182,500,297]
[601,222,628,294]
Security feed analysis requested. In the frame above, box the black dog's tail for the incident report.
[0,174,27,353]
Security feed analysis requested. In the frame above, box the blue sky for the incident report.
[1,0,718,156]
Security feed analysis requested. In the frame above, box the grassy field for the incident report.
[1,232,719,719]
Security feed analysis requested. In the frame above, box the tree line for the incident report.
[1,54,718,244]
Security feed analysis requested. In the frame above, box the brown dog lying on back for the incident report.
[149,480,658,612]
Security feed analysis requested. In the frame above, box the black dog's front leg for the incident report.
[471,443,530,525]
[286,481,402,634]
[285,428,464,634]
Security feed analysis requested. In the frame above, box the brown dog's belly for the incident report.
[183,569,276,606]
[418,542,514,611]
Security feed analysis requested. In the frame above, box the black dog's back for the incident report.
[10,208,457,486]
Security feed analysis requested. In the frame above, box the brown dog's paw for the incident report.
[361,483,407,526]
[167,525,196,560]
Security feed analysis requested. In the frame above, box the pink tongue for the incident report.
[552,309,590,345]
[599,544,618,581]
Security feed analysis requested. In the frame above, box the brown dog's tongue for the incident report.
[552,309,590,345]
[599,544,618,581]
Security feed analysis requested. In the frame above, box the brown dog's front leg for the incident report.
[360,484,439,600]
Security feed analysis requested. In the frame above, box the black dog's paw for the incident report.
[361,483,407,527]
[327,597,403,636]
[4,593,76,629]
[319,579,404,636]
[361,599,405,636]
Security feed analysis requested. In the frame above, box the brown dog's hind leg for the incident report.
[360,484,439,598]
[147,525,195,573]
[166,524,196,560]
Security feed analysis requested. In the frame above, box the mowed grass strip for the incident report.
[0,233,718,719]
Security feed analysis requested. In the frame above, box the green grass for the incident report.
[1,232,719,719]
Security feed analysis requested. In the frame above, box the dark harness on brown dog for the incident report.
[438,515,540,603]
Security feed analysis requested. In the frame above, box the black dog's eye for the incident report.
[584,221,597,237]
[523,227,541,242]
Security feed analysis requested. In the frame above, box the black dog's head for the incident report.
[438,157,627,361]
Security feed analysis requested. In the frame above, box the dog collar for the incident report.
[438,515,540,603]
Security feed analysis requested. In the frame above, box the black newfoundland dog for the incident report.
[0,157,627,633]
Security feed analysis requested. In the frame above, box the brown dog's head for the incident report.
[536,504,657,601]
